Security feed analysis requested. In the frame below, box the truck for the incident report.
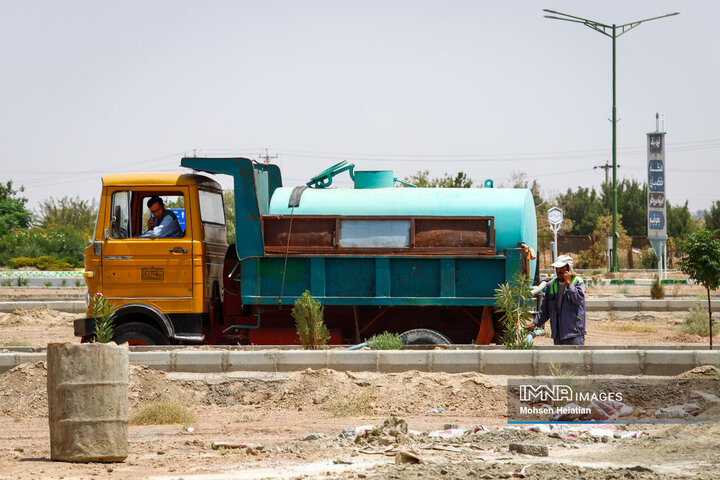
[75,157,538,346]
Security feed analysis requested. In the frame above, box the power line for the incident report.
[258,148,278,165]
[593,161,621,186]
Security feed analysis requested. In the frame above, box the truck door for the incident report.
[101,188,194,314]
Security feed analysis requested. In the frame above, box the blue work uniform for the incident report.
[141,210,183,238]
[533,276,586,345]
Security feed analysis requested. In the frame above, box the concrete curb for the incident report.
[0,271,83,278]
[1,350,718,376]
[602,279,692,286]
[586,298,720,312]
[1,298,715,314]
[0,301,87,313]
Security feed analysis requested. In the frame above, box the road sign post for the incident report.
[647,114,667,279]
[548,207,564,263]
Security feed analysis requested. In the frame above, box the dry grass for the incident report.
[324,388,376,417]
[0,339,30,347]
[129,401,195,426]
[681,302,717,337]
[615,323,657,333]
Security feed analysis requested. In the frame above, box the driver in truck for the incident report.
[140,196,183,238]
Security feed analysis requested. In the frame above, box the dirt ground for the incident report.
[0,307,78,346]
[1,364,720,479]
[532,310,716,346]
[2,295,720,478]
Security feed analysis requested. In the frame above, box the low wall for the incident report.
[1,349,717,376]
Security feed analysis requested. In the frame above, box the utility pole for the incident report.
[258,148,278,165]
[543,9,678,272]
[593,161,620,187]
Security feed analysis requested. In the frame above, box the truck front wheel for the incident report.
[113,322,170,346]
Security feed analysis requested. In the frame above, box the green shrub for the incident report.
[291,290,330,350]
[640,248,657,269]
[0,278,12,287]
[366,331,404,350]
[682,299,718,337]
[16,277,28,287]
[43,281,52,288]
[60,279,67,287]
[91,293,116,343]
[494,273,533,349]
[650,276,665,300]
[10,256,73,271]
[74,278,84,287]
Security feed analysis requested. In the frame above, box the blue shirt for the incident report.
[141,210,183,238]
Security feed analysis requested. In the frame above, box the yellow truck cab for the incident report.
[76,173,227,344]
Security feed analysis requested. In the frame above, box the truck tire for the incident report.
[113,322,170,346]
[400,328,452,346]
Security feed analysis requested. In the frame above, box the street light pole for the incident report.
[543,9,678,272]
[612,24,617,273]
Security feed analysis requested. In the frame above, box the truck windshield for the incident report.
[199,190,225,225]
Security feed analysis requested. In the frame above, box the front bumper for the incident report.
[74,317,96,337]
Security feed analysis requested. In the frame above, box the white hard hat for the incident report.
[551,255,574,269]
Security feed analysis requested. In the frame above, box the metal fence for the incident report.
[537,234,656,269]
[537,234,594,268]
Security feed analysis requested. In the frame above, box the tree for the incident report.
[223,189,235,244]
[667,201,698,238]
[403,170,473,188]
[601,179,647,237]
[575,214,631,269]
[506,171,543,205]
[36,196,98,235]
[0,180,32,236]
[556,187,603,235]
[705,201,720,231]
[676,229,720,349]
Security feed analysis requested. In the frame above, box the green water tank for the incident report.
[269,186,537,255]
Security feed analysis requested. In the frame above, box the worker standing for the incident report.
[525,255,586,345]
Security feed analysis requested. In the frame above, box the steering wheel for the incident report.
[110,206,121,238]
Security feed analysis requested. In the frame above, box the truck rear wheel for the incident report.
[399,328,452,346]
[113,322,170,346]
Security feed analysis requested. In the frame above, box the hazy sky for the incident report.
[1,0,717,213]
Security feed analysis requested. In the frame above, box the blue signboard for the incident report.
[649,211,665,230]
[168,208,186,231]
[648,172,664,192]
[648,160,664,173]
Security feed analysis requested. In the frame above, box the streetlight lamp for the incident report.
[543,9,678,272]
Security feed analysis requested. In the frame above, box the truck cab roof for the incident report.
[102,172,222,190]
